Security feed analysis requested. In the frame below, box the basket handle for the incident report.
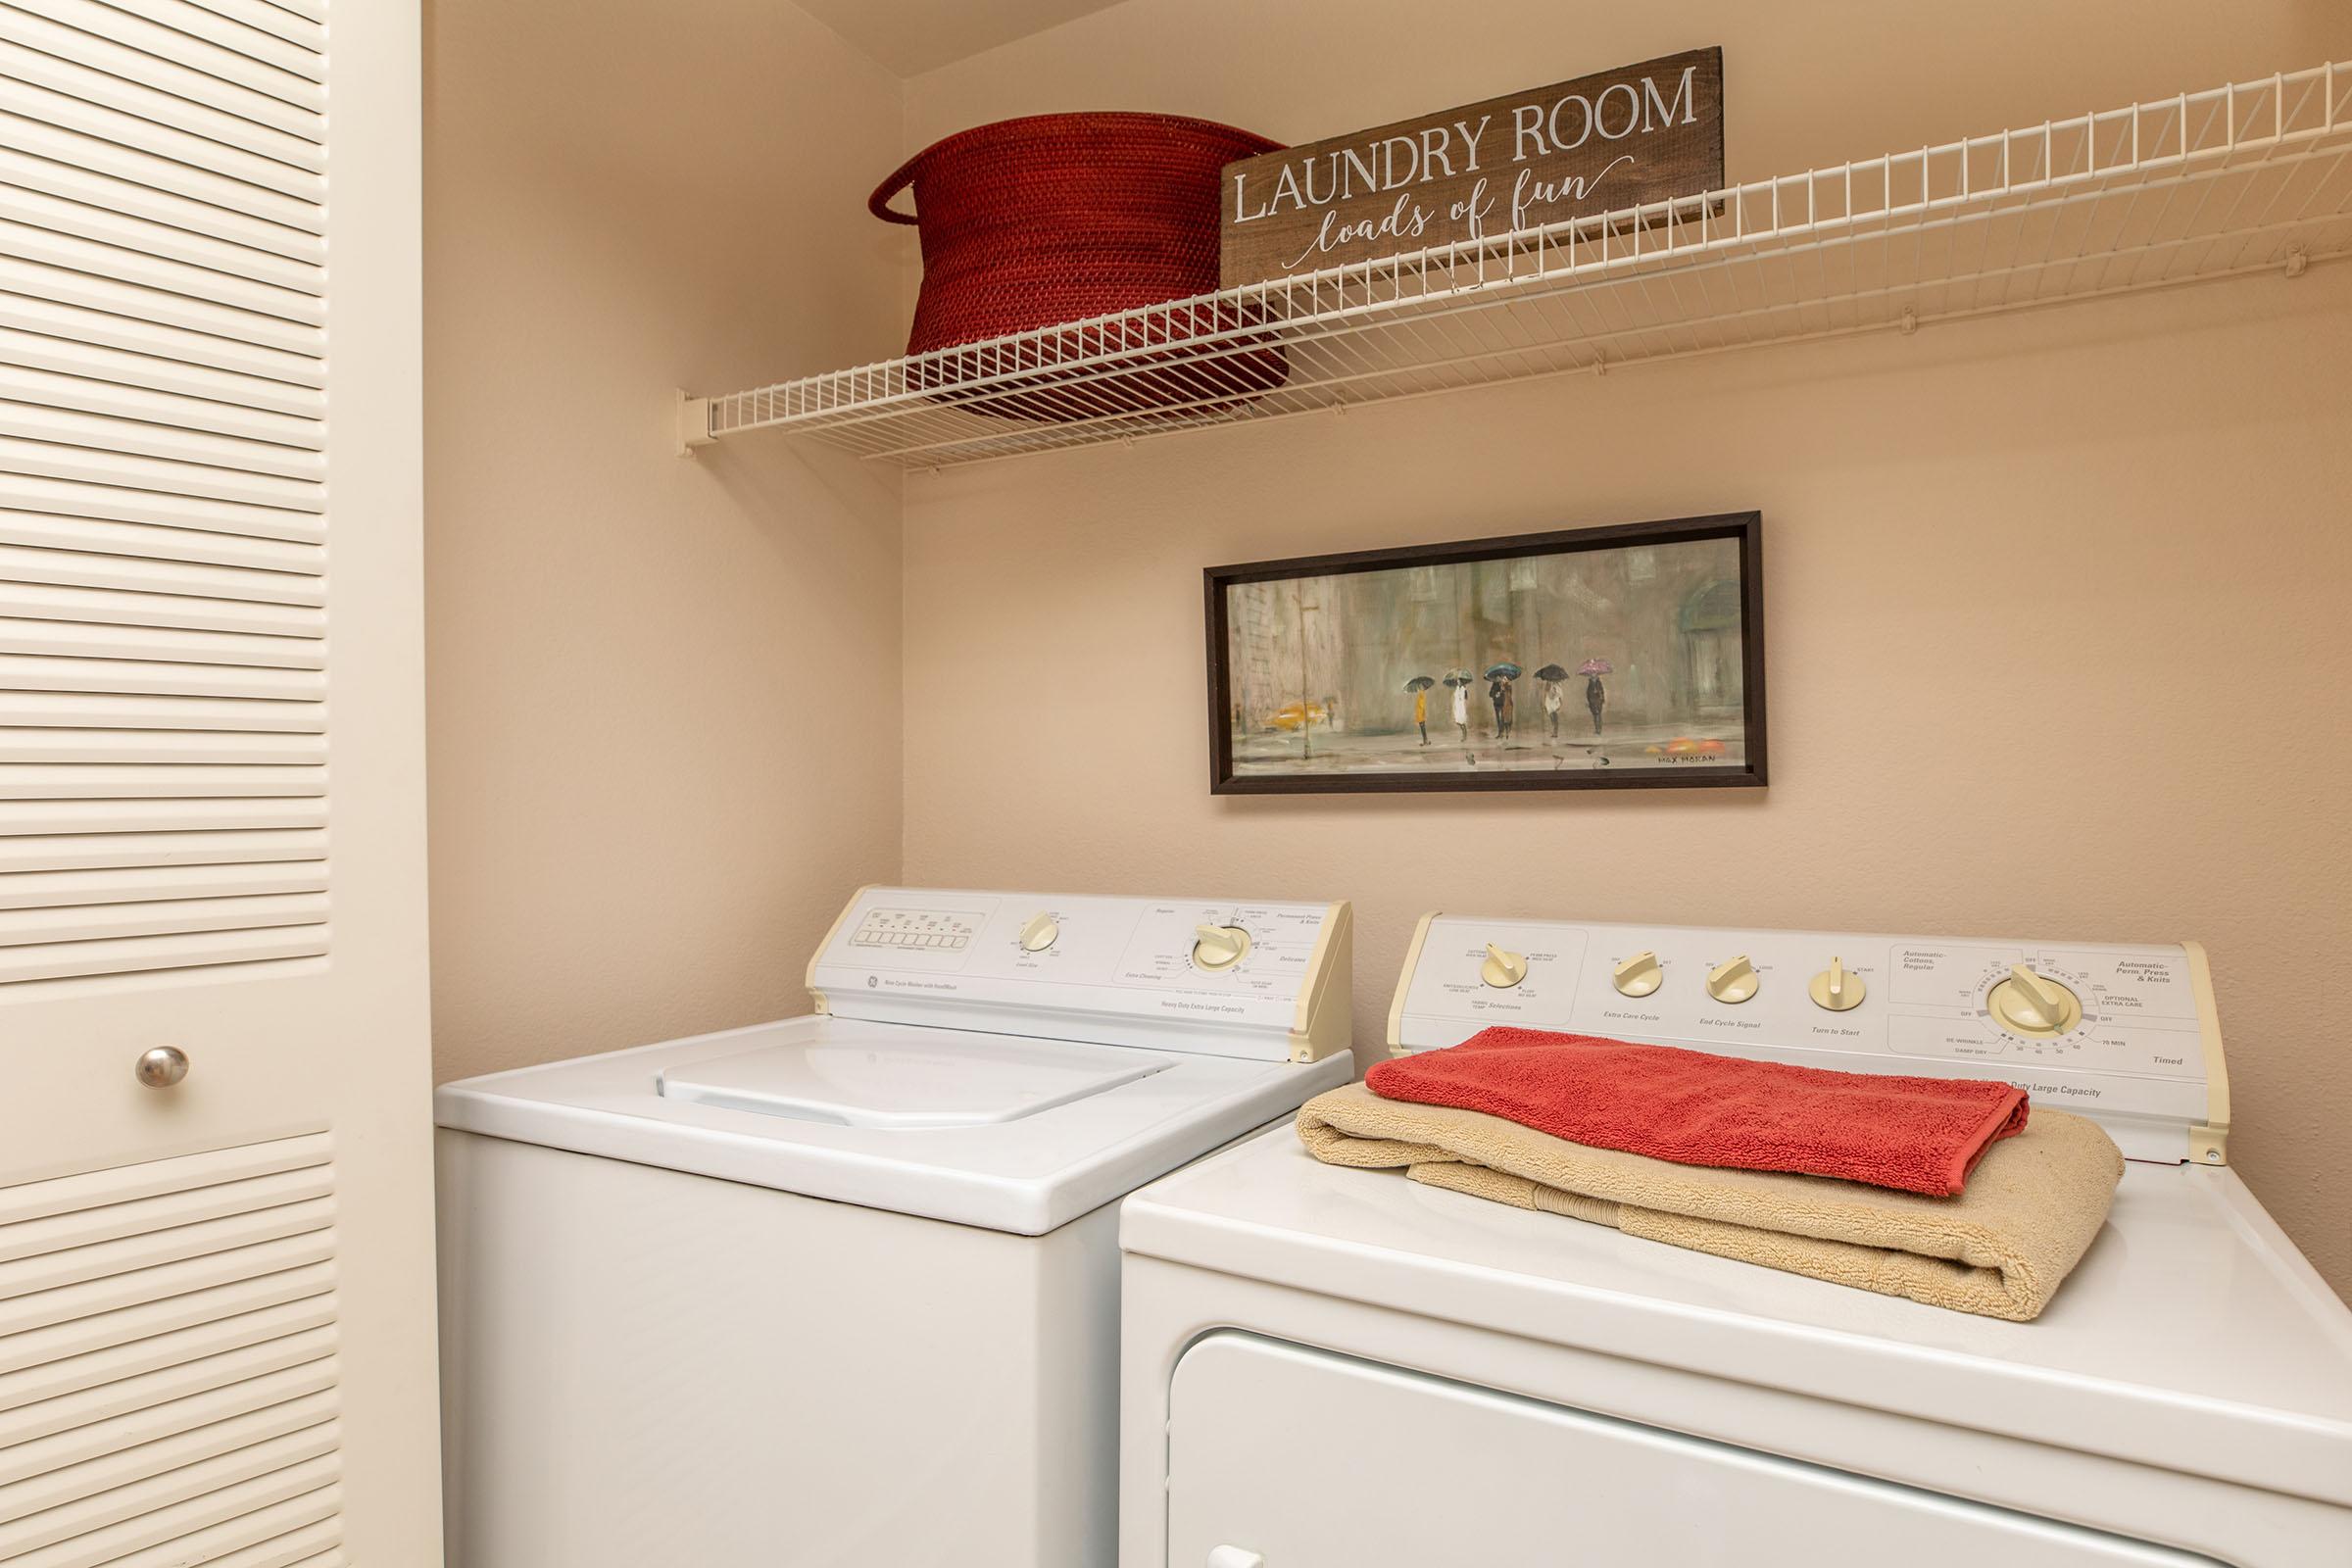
[868,155,922,225]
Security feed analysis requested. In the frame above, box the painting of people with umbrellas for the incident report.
[1206,514,1764,793]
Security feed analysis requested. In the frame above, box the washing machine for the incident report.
[434,885,1353,1568]
[1119,914,2352,1567]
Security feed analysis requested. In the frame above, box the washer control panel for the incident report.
[808,887,1353,1063]
[853,908,978,952]
[1391,915,2228,1164]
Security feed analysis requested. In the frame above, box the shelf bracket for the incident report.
[2285,244,2310,278]
[674,389,715,459]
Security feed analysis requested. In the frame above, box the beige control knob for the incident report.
[1017,912,1059,954]
[1808,956,1866,1012]
[1479,943,1528,989]
[1704,954,1760,1004]
[1986,963,2082,1037]
[1611,951,1663,998]
[1192,923,1250,971]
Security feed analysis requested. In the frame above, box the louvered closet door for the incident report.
[0,0,440,1562]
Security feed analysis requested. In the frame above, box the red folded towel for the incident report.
[1364,1027,2030,1197]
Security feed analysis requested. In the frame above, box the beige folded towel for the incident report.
[1297,1082,2124,1321]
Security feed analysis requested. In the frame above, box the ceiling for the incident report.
[796,0,1131,76]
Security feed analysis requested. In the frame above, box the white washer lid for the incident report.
[434,1014,1353,1234]
[658,1029,1168,1128]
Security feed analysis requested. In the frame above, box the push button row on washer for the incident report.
[858,931,968,949]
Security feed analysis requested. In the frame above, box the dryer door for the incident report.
[1165,1333,2218,1567]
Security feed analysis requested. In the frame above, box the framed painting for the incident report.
[1204,513,1765,794]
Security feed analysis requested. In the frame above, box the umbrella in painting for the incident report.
[1485,662,1523,679]
[1403,675,1436,692]
[1441,670,1474,688]
[1534,662,1569,682]
[1576,657,1613,675]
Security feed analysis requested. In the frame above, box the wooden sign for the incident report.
[1219,48,1724,288]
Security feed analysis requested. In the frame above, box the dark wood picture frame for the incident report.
[1204,512,1766,795]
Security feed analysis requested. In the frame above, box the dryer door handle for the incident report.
[1206,1549,1265,1568]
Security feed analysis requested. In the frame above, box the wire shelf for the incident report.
[690,62,2352,468]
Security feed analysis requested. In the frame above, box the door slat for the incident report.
[0,824,325,872]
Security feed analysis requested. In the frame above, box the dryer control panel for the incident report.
[1390,915,2228,1165]
[809,887,1353,1064]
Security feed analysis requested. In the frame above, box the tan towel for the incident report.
[1297,1082,2124,1321]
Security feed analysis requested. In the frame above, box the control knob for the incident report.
[1480,944,1528,989]
[1808,956,1866,1012]
[1704,954,1760,1004]
[1192,924,1250,971]
[1986,964,2082,1038]
[1017,912,1059,954]
[1611,951,1663,998]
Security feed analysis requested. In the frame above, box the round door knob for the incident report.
[1808,956,1866,1012]
[1986,964,2082,1037]
[1017,912,1059,953]
[1611,950,1663,998]
[1704,955,1760,1004]
[1192,923,1250,971]
[134,1046,189,1089]
[1479,943,1528,988]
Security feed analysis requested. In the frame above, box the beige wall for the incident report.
[421,0,2352,1296]
[900,2,2352,1294]
[423,0,907,1081]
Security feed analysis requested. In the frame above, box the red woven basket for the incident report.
[872,113,1291,422]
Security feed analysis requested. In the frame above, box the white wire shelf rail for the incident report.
[680,61,2352,468]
